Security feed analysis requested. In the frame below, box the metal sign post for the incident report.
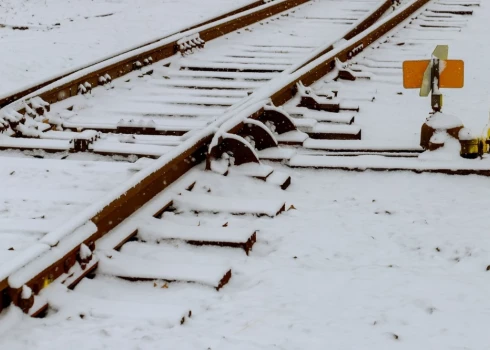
[403,45,464,113]
[403,45,466,151]
[431,57,442,112]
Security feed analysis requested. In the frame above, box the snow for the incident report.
[265,170,290,186]
[286,106,355,124]
[292,118,317,128]
[257,147,296,161]
[0,154,138,275]
[46,283,191,326]
[430,130,450,144]
[126,157,154,171]
[418,137,462,161]
[0,0,259,97]
[426,112,464,130]
[97,250,231,288]
[303,139,423,151]
[0,244,49,282]
[289,150,490,170]
[3,0,490,349]
[0,137,71,151]
[173,192,285,217]
[90,140,173,157]
[458,127,477,141]
[137,218,255,244]
[0,218,60,234]
[79,244,92,260]
[275,130,309,143]
[227,163,274,178]
[310,123,361,135]
[210,158,230,175]
[4,167,490,349]
[8,221,97,288]
[20,285,32,300]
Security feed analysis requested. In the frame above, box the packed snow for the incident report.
[1,0,490,349]
[0,155,140,275]
[2,167,490,349]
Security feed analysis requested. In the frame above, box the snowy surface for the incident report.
[0,155,138,267]
[138,217,255,243]
[289,152,490,169]
[97,249,230,288]
[2,167,490,349]
[46,283,191,326]
[0,0,257,96]
[174,191,285,217]
[2,0,490,349]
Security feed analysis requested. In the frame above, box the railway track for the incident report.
[0,0,387,157]
[285,0,484,174]
[0,0,481,327]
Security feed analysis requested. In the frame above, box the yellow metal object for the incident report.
[482,122,490,154]
[460,138,481,159]
[43,275,53,289]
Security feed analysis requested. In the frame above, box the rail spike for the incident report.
[333,57,356,81]
[296,81,340,112]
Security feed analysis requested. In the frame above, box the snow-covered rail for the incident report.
[1,0,465,321]
[0,0,289,109]
[1,0,313,111]
[0,0,390,158]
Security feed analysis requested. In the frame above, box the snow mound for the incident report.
[419,137,461,161]
[426,112,463,130]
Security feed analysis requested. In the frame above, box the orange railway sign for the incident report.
[403,59,464,89]
[402,45,464,112]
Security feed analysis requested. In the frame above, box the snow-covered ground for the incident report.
[1,0,490,349]
[0,0,255,96]
[0,153,140,267]
[301,0,490,145]
[2,167,490,349]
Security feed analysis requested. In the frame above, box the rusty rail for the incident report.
[0,0,282,108]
